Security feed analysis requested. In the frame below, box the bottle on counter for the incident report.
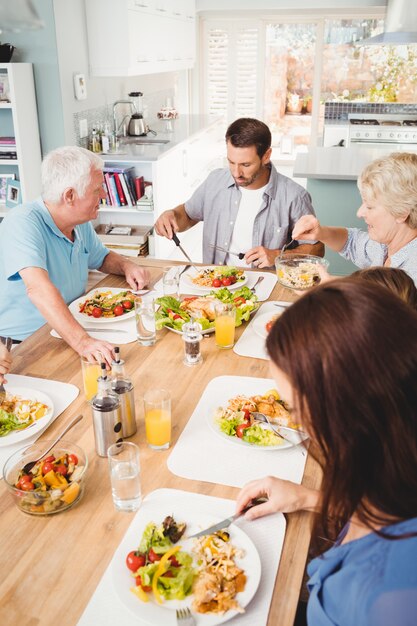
[101,122,110,154]
[89,127,101,153]
[91,362,122,457]
[111,347,137,438]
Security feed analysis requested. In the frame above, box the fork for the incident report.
[279,238,295,258]
[176,607,196,626]
[250,275,264,293]
[251,411,308,445]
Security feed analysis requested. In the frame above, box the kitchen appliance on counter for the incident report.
[347,113,417,149]
[127,91,156,137]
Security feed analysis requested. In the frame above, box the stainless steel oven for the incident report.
[347,113,417,149]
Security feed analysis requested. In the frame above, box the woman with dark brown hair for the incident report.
[235,280,417,626]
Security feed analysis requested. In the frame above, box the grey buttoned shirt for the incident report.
[184,164,317,266]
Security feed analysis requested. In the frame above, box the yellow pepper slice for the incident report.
[131,585,149,602]
[152,545,181,604]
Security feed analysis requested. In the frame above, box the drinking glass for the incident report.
[135,297,156,346]
[214,303,236,349]
[143,388,171,450]
[108,441,142,512]
[162,266,181,299]
[81,356,101,401]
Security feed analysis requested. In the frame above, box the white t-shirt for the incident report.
[225,184,267,267]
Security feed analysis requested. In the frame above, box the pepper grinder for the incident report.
[111,347,137,438]
[182,322,203,366]
[91,363,122,457]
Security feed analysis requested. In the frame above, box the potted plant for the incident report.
[303,95,313,114]
[286,92,303,114]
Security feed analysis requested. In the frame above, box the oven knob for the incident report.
[404,133,409,139]
[356,132,360,137]
[397,133,401,139]
[390,133,394,138]
[377,132,382,138]
[365,132,369,138]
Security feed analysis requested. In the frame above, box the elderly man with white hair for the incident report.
[0,146,150,365]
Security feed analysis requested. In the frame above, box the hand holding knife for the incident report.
[171,233,199,273]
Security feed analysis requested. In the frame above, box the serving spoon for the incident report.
[22,414,84,474]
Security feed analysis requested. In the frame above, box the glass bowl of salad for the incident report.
[275,253,329,291]
[3,440,88,515]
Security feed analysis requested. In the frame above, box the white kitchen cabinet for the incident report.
[85,0,195,77]
[0,63,41,218]
[98,118,225,261]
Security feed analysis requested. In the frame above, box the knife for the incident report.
[187,497,268,539]
[0,336,12,402]
[171,234,199,273]
[209,243,245,260]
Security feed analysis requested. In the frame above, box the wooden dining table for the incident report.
[0,258,321,626]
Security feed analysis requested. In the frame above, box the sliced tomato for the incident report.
[169,555,181,567]
[236,423,250,438]
[68,453,78,465]
[135,576,151,591]
[182,296,198,302]
[233,296,246,306]
[148,548,162,563]
[242,409,251,422]
[173,314,182,320]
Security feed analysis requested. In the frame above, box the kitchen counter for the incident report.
[293,145,415,180]
[100,114,223,163]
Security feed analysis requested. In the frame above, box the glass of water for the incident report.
[162,266,181,299]
[108,441,142,512]
[135,297,156,346]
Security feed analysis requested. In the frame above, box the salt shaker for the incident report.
[182,321,203,366]
[111,347,137,438]
[91,363,122,457]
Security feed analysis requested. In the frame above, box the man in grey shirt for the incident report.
[155,118,324,268]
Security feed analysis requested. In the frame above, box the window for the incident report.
[200,11,417,156]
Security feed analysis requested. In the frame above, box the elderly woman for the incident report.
[292,152,417,284]
[236,280,417,626]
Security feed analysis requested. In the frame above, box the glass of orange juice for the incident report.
[81,357,102,401]
[214,303,236,349]
[143,389,171,450]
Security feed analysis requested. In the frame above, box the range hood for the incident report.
[360,0,417,45]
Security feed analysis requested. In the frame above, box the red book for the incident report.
[114,173,127,205]
[135,176,144,200]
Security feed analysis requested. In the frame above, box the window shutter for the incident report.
[203,20,260,121]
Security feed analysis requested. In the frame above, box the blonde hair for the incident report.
[358,152,417,229]
[351,267,417,310]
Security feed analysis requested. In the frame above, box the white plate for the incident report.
[252,310,284,340]
[207,405,292,451]
[184,267,247,292]
[69,287,135,324]
[111,506,261,626]
[0,386,54,447]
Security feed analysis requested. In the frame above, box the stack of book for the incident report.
[102,166,137,207]
[0,136,17,160]
[95,223,151,257]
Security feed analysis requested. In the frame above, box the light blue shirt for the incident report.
[307,517,417,626]
[0,198,109,340]
[340,228,417,285]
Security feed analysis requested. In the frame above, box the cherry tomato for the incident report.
[169,555,181,567]
[43,455,56,463]
[42,461,55,475]
[91,307,102,318]
[17,474,33,488]
[212,279,222,288]
[230,275,237,284]
[54,464,68,476]
[148,548,162,563]
[122,300,133,310]
[135,576,151,591]
[113,305,124,316]
[20,480,35,491]
[236,423,250,439]
[126,551,146,572]
[221,277,232,286]
[266,320,275,333]
[68,453,78,465]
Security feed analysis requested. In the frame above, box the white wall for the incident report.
[196,0,386,9]
[53,0,187,144]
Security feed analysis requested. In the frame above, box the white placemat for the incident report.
[234,301,293,361]
[0,374,79,475]
[168,376,307,488]
[77,488,286,626]
[153,270,277,301]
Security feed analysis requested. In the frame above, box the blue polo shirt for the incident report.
[0,198,109,340]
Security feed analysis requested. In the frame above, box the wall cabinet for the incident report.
[98,118,224,261]
[0,63,41,218]
[85,0,195,77]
